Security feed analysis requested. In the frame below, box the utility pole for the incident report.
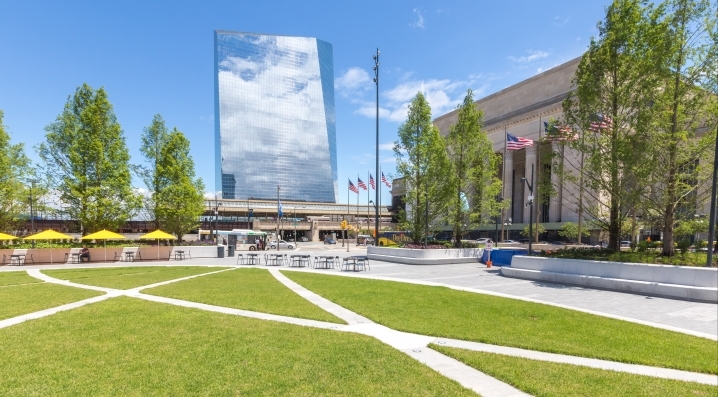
[277,186,281,251]
[29,180,35,248]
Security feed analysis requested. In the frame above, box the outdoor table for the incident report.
[124,252,135,262]
[315,255,336,269]
[71,253,81,263]
[246,253,259,265]
[289,255,306,267]
[174,250,185,261]
[10,254,24,266]
[342,256,369,272]
[266,254,284,266]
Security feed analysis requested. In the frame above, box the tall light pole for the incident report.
[424,188,429,249]
[213,197,222,245]
[521,164,535,256]
[373,48,380,243]
[495,196,503,243]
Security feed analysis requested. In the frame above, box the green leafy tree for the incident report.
[521,224,546,238]
[0,110,32,233]
[641,0,718,256]
[561,0,659,250]
[558,222,591,242]
[445,89,506,247]
[394,93,450,244]
[133,114,170,229]
[154,130,205,240]
[38,84,141,234]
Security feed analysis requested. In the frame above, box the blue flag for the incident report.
[278,200,283,218]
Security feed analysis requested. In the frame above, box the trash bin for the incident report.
[227,245,235,257]
[217,245,225,258]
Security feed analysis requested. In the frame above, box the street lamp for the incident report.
[373,48,380,244]
[521,163,535,256]
[495,196,503,243]
[27,179,37,248]
[504,217,513,242]
[212,197,222,245]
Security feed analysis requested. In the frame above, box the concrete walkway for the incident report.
[0,262,714,395]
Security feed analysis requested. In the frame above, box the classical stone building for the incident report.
[433,57,584,241]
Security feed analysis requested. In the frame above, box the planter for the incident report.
[501,256,718,302]
[367,246,483,265]
[0,245,221,265]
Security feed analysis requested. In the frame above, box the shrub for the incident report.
[677,239,691,254]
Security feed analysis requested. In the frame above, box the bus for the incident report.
[198,229,268,251]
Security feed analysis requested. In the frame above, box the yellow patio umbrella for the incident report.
[23,229,74,264]
[0,232,19,240]
[139,230,177,260]
[81,229,127,262]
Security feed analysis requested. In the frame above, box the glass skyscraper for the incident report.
[214,30,338,202]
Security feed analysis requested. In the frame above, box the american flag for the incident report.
[348,179,359,194]
[357,178,368,190]
[544,121,578,141]
[369,174,376,189]
[589,113,613,132]
[381,172,391,188]
[506,133,534,150]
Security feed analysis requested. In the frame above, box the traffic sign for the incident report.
[486,241,493,250]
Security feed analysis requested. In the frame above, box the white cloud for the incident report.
[411,9,425,28]
[379,142,394,151]
[508,50,549,63]
[335,67,372,94]
[537,67,545,74]
[380,78,467,122]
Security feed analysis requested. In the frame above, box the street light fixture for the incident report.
[495,196,503,243]
[520,163,535,256]
[503,217,512,241]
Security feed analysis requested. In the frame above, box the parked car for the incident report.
[518,239,529,244]
[324,238,337,245]
[269,240,295,250]
[476,238,489,244]
[300,237,309,242]
[549,241,564,245]
[620,241,631,248]
[502,240,518,244]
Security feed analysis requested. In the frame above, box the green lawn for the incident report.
[433,346,717,397]
[43,266,226,290]
[0,282,102,320]
[283,271,718,374]
[0,271,44,287]
[0,297,476,396]
[145,268,344,324]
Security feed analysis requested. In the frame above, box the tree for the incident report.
[38,84,141,234]
[445,89,505,247]
[561,0,659,250]
[0,110,32,233]
[641,0,718,256]
[521,224,546,238]
[558,222,591,242]
[153,129,205,240]
[134,114,170,229]
[394,93,451,244]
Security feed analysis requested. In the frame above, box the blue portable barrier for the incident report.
[481,248,528,266]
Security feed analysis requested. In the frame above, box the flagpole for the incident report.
[367,170,370,235]
[501,126,507,242]
[535,116,541,244]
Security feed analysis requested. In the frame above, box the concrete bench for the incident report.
[501,256,718,302]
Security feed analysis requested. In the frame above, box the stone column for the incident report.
[523,145,537,224]
[549,143,562,222]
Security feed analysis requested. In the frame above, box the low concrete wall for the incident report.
[1,245,220,265]
[501,256,718,302]
[367,246,483,265]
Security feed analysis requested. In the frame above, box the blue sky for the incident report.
[0,0,609,206]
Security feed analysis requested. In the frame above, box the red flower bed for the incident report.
[402,244,450,249]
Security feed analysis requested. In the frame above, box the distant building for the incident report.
[214,30,338,202]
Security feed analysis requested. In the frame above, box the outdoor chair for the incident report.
[236,254,245,265]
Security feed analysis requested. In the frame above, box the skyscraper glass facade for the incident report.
[214,31,338,202]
